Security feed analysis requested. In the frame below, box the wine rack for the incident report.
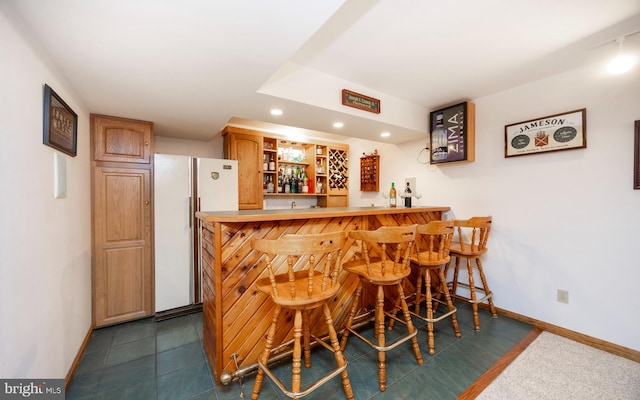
[328,148,348,194]
[360,154,379,192]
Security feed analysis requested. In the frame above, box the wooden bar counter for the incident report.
[195,206,449,385]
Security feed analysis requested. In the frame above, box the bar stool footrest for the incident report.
[257,359,348,399]
[449,281,493,304]
[409,301,457,323]
[344,325,418,352]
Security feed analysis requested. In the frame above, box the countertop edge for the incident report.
[195,206,450,223]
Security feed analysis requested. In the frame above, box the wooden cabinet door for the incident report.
[92,166,153,327]
[226,132,263,209]
[92,114,152,164]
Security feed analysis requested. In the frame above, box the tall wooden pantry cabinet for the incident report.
[90,114,154,327]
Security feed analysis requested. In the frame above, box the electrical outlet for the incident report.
[557,289,569,304]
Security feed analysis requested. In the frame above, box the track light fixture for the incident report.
[607,36,635,75]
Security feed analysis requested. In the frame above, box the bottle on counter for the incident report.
[432,112,448,161]
[389,182,397,208]
[404,182,412,208]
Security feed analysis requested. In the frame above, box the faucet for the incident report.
[291,201,296,209]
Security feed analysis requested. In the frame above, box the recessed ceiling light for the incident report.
[380,132,391,137]
[333,122,344,128]
[270,109,283,116]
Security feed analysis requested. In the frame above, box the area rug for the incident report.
[476,331,640,399]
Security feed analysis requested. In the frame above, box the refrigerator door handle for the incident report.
[189,196,192,228]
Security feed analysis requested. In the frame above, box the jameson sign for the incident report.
[505,109,587,158]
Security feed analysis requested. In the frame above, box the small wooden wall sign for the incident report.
[342,89,380,114]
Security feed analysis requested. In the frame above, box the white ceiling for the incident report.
[3,0,640,144]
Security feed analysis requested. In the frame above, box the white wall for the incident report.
[155,135,222,158]
[348,61,640,351]
[0,8,92,379]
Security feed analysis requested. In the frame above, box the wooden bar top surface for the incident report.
[196,205,450,223]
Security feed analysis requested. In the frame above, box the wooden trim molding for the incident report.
[460,305,640,399]
[65,325,93,391]
[494,306,640,363]
[459,327,543,399]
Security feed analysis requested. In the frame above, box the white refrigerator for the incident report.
[154,154,238,313]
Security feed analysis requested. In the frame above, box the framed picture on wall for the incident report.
[43,84,78,157]
[504,108,586,158]
[429,101,475,164]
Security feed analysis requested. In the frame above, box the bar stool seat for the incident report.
[446,216,497,331]
[250,231,354,400]
[340,224,423,392]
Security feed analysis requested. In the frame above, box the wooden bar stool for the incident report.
[390,220,461,355]
[445,216,497,331]
[250,231,354,400]
[339,225,423,392]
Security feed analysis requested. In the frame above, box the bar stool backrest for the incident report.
[453,216,492,254]
[415,220,454,264]
[348,224,417,277]
[251,231,345,302]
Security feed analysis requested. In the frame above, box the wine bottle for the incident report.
[404,182,412,208]
[389,182,397,208]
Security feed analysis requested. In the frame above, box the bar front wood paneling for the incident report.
[195,206,449,385]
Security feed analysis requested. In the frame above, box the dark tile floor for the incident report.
[66,302,533,400]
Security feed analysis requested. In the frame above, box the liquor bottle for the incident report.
[389,182,397,208]
[268,155,275,171]
[284,175,291,193]
[263,154,268,172]
[302,169,308,193]
[267,176,274,193]
[432,112,448,161]
[277,168,283,193]
[404,182,412,208]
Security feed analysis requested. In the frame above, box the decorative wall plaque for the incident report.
[342,89,380,114]
[43,84,77,157]
[505,109,586,158]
